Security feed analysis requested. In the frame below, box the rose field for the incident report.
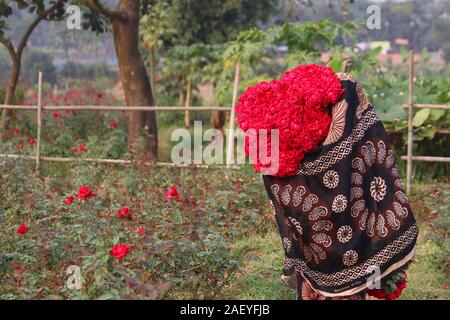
[0,87,448,298]
[1,1,450,301]
[0,154,448,299]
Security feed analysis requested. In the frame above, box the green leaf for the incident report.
[429,109,446,121]
[112,234,120,245]
[328,56,343,73]
[412,108,430,127]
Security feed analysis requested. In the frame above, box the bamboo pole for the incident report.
[406,50,414,194]
[184,79,192,128]
[400,156,450,163]
[0,153,242,169]
[0,105,231,111]
[226,61,241,168]
[35,71,43,176]
[386,128,450,135]
[401,104,450,110]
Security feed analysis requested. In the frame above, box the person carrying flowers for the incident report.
[236,65,418,300]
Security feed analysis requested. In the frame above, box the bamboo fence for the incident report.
[1,54,449,191]
[401,50,450,193]
[0,62,242,174]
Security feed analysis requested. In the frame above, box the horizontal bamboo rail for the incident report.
[401,104,450,110]
[0,153,243,170]
[385,128,450,135]
[0,105,232,112]
[400,155,450,163]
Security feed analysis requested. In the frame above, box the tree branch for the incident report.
[16,0,65,58]
[0,33,17,62]
[83,0,128,20]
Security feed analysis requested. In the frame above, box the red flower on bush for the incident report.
[110,243,130,260]
[17,224,29,234]
[13,128,19,135]
[64,195,75,205]
[236,64,344,177]
[137,227,145,234]
[72,144,88,153]
[29,137,35,145]
[110,121,117,128]
[367,279,407,300]
[116,207,130,218]
[165,185,180,200]
[76,186,94,200]
[52,112,63,119]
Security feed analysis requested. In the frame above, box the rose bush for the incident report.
[0,158,273,299]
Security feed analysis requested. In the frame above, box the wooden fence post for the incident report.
[36,71,43,177]
[184,79,192,128]
[406,50,414,194]
[226,61,241,168]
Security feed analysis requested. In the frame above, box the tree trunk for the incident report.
[111,1,157,159]
[149,45,156,101]
[210,82,226,132]
[1,57,20,130]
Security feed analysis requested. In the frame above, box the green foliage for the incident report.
[141,0,280,46]
[0,1,66,35]
[214,20,357,107]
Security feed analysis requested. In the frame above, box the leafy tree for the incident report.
[142,0,280,47]
[0,0,66,130]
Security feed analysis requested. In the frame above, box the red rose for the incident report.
[52,112,63,119]
[64,196,75,205]
[110,122,117,128]
[73,144,88,153]
[13,128,19,135]
[110,243,130,260]
[29,137,35,145]
[17,224,28,234]
[116,207,130,218]
[165,185,180,200]
[137,227,145,234]
[76,186,94,200]
[367,279,407,300]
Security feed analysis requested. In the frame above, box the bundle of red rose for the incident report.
[236,64,344,177]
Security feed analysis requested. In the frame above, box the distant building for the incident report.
[394,38,409,46]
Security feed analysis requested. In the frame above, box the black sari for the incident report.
[262,73,418,299]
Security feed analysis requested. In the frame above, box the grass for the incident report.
[221,231,294,300]
[221,183,450,300]
[221,228,449,300]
